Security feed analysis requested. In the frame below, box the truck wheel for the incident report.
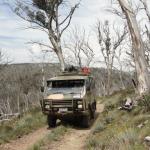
[93,101,97,110]
[82,115,90,128]
[47,115,56,128]
[88,104,95,119]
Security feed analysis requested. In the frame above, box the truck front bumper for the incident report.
[42,110,88,120]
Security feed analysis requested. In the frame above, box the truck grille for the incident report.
[51,100,73,108]
[44,99,79,109]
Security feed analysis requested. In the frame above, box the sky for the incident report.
[0,0,115,64]
[0,0,149,67]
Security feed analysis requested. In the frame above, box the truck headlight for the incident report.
[73,94,81,99]
[45,105,50,109]
[78,104,82,109]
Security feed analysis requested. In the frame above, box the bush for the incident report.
[138,95,150,112]
[47,126,67,141]
[92,123,106,134]
[108,128,141,150]
[86,136,100,149]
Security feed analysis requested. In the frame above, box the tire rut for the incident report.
[44,104,104,150]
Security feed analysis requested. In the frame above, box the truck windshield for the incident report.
[47,80,85,94]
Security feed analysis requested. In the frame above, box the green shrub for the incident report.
[47,126,67,141]
[30,144,41,150]
[86,136,99,149]
[138,95,150,112]
[92,123,106,134]
[108,128,140,150]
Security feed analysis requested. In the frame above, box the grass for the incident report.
[86,89,150,150]
[28,125,68,150]
[0,107,46,144]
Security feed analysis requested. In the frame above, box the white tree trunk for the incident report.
[49,36,65,71]
[118,0,150,95]
[106,66,112,95]
[140,0,150,23]
[57,50,65,72]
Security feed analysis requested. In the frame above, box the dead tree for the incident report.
[115,48,126,89]
[139,0,150,68]
[96,20,127,95]
[65,27,94,68]
[140,0,150,23]
[9,0,80,71]
[117,0,150,95]
[0,50,9,71]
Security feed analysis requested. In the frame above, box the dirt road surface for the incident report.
[44,103,104,150]
[0,104,104,150]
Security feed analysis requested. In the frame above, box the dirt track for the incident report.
[44,104,104,150]
[0,104,104,150]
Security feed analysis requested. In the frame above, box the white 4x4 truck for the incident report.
[41,67,96,128]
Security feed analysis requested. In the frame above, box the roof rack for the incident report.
[60,66,91,76]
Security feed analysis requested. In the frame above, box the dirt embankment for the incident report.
[0,104,104,150]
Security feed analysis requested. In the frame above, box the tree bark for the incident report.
[118,0,150,95]
[106,65,112,95]
[49,35,65,71]
[140,0,150,23]
[56,50,65,72]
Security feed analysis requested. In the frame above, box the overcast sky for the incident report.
[0,0,115,64]
[0,0,149,66]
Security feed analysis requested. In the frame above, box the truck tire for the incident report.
[93,101,96,110]
[47,115,56,128]
[82,114,90,128]
[88,104,95,119]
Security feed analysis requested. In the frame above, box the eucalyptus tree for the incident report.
[9,0,80,71]
[117,0,150,95]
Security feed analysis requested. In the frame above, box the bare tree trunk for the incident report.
[116,49,126,89]
[24,94,29,111]
[57,50,65,71]
[118,0,150,95]
[17,94,20,114]
[49,36,65,71]
[119,70,126,90]
[7,98,12,114]
[106,66,111,95]
[140,0,150,23]
[101,80,106,96]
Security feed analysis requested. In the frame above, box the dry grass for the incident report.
[86,89,149,150]
[28,126,68,150]
[0,108,46,144]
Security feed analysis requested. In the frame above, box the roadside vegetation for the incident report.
[28,125,68,150]
[0,107,46,144]
[86,89,150,150]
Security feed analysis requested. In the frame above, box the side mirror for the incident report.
[40,86,44,93]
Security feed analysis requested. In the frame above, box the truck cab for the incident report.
[41,68,96,128]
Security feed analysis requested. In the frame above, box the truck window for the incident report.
[47,80,85,88]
